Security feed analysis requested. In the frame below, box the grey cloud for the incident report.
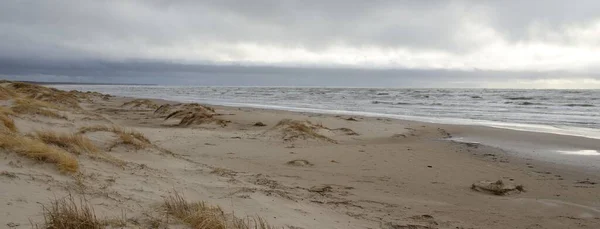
[5,0,598,62]
[2,0,600,87]
[473,0,600,43]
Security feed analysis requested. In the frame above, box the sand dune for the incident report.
[0,81,599,229]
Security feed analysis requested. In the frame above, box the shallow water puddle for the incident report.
[556,150,600,156]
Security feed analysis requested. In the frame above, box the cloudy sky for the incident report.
[2,0,600,88]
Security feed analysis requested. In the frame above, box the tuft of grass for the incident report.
[116,132,146,150]
[0,108,17,132]
[10,82,81,109]
[0,86,17,100]
[35,130,99,155]
[79,125,150,143]
[285,159,313,167]
[79,125,151,150]
[163,191,274,229]
[0,133,78,172]
[40,194,102,229]
[12,98,66,119]
[121,99,159,109]
[271,119,336,143]
[179,113,230,127]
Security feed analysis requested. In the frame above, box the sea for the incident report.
[51,85,600,139]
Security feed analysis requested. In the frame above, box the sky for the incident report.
[1,0,600,88]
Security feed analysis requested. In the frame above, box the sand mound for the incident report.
[9,82,81,109]
[0,108,17,133]
[158,103,228,127]
[0,87,17,100]
[178,112,230,127]
[262,119,338,143]
[121,99,159,110]
[332,127,359,136]
[154,103,215,118]
[0,132,79,172]
[79,125,151,150]
[286,159,314,167]
[11,98,67,119]
[471,180,524,196]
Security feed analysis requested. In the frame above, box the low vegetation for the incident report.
[79,125,151,150]
[0,108,17,132]
[164,192,274,229]
[158,103,229,127]
[0,132,78,172]
[155,103,216,118]
[269,119,337,143]
[35,130,99,155]
[40,194,103,229]
[121,99,159,109]
[286,159,314,167]
[12,98,66,119]
[9,82,81,109]
[178,112,230,127]
[0,86,17,100]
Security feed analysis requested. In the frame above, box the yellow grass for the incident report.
[0,109,17,133]
[179,112,230,127]
[0,133,78,172]
[116,132,146,150]
[79,125,150,150]
[12,98,66,119]
[9,81,81,109]
[0,86,17,100]
[121,99,159,109]
[272,119,336,143]
[40,194,102,229]
[164,192,274,229]
[35,130,99,155]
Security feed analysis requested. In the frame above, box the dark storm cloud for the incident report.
[2,58,598,88]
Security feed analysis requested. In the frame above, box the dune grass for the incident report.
[272,119,336,143]
[0,107,17,132]
[79,125,150,150]
[35,130,99,155]
[0,114,17,133]
[121,99,159,109]
[11,98,66,119]
[79,125,150,143]
[179,113,230,127]
[0,86,17,100]
[10,82,82,109]
[0,133,78,172]
[164,192,274,229]
[40,194,102,229]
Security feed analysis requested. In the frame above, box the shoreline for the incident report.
[49,84,600,140]
[2,81,599,228]
[99,93,600,173]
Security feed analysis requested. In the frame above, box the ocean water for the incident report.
[52,85,600,139]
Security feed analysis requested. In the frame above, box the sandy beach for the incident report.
[1,81,599,229]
